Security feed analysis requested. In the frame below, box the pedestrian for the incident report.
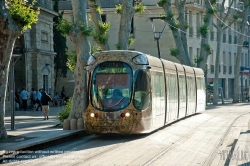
[36,89,42,111]
[20,88,29,111]
[15,89,20,110]
[30,88,37,109]
[41,91,52,120]
[61,86,67,105]
[54,92,60,106]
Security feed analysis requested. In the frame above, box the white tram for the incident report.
[83,50,206,134]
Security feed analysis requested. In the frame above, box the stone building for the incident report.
[8,0,57,108]
[59,0,250,100]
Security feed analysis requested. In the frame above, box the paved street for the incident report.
[1,102,250,166]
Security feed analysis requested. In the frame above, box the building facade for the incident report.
[7,0,57,109]
[58,0,250,100]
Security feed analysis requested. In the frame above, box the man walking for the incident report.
[20,88,29,111]
[41,91,52,120]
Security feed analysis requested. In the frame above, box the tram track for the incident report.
[141,111,250,166]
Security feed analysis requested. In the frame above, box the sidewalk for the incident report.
[1,106,86,160]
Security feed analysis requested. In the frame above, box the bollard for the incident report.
[70,119,77,130]
[63,119,70,130]
[77,118,84,129]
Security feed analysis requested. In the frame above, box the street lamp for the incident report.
[149,17,167,59]
[10,53,22,130]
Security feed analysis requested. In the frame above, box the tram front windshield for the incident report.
[91,62,133,112]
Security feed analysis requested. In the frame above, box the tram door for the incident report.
[184,66,196,116]
[151,71,165,128]
[175,63,187,119]
[165,73,178,123]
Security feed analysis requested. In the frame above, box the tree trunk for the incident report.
[233,4,248,103]
[88,0,109,50]
[118,0,134,50]
[0,0,21,138]
[213,27,222,105]
[68,0,91,121]
[177,1,191,65]
[162,2,191,66]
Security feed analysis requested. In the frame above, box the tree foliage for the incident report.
[7,0,40,31]
[53,0,68,80]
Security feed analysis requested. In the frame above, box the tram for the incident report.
[83,50,206,134]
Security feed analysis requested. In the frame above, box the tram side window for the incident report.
[133,70,151,110]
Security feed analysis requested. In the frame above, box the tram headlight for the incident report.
[125,113,130,117]
[87,55,96,65]
[90,113,95,117]
[132,54,148,65]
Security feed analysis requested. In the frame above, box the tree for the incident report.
[0,0,39,138]
[211,0,246,104]
[57,0,91,126]
[53,0,68,92]
[157,0,191,66]
[233,0,249,103]
[116,0,145,49]
[88,0,110,50]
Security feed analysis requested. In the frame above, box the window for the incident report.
[245,54,247,67]
[197,48,200,57]
[196,13,200,37]
[133,70,151,110]
[189,47,193,64]
[41,31,48,42]
[229,52,232,65]
[43,75,48,92]
[223,33,226,43]
[130,17,134,34]
[223,52,226,65]
[101,14,106,22]
[91,62,133,111]
[189,11,193,37]
[241,53,243,66]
